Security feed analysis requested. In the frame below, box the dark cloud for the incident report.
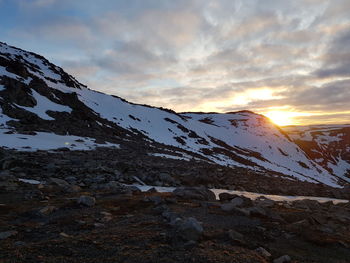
[315,29,350,78]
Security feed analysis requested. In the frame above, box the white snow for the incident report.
[284,125,350,182]
[327,158,350,183]
[149,153,192,161]
[130,184,349,204]
[0,108,14,127]
[0,128,119,151]
[73,88,334,185]
[18,178,41,185]
[16,90,72,120]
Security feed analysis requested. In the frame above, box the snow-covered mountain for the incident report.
[284,125,350,184]
[0,41,347,187]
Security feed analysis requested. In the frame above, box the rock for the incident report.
[153,204,169,215]
[66,185,82,193]
[59,232,71,238]
[221,202,237,212]
[147,195,164,205]
[220,198,244,212]
[14,241,26,247]
[175,217,203,241]
[147,187,158,193]
[173,187,216,201]
[48,177,70,187]
[227,229,245,245]
[0,171,16,181]
[273,255,291,263]
[255,197,275,208]
[218,192,239,202]
[331,189,344,199]
[77,195,96,207]
[0,230,18,240]
[247,206,267,217]
[162,211,180,223]
[255,247,271,257]
[0,180,18,191]
[39,205,57,216]
[1,157,23,170]
[230,197,244,207]
[292,199,321,210]
[183,240,197,249]
[158,172,176,184]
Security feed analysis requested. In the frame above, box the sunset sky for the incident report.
[1,0,349,125]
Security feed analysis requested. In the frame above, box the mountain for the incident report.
[284,125,350,184]
[0,41,348,188]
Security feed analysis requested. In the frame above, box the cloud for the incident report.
[315,29,350,78]
[3,0,350,124]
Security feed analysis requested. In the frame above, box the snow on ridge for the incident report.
[15,90,72,120]
[71,88,335,186]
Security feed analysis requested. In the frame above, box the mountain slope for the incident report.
[284,125,350,184]
[0,41,346,187]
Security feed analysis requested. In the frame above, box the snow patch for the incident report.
[16,90,72,120]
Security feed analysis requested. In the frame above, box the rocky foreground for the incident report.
[1,149,350,263]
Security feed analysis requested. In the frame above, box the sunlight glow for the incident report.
[264,111,311,126]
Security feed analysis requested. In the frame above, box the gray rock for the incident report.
[219,192,239,201]
[255,247,271,257]
[273,255,291,263]
[173,186,216,201]
[14,241,26,247]
[183,240,197,249]
[38,205,57,216]
[48,177,70,187]
[77,195,96,207]
[0,230,18,240]
[176,217,203,241]
[255,197,275,208]
[227,229,246,245]
[0,171,16,181]
[147,187,158,193]
[162,211,180,222]
[221,202,237,212]
[158,172,175,184]
[230,197,244,207]
[292,199,321,210]
[247,206,267,217]
[147,195,163,205]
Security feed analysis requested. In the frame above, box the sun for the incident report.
[264,111,295,126]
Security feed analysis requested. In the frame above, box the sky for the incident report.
[0,0,349,126]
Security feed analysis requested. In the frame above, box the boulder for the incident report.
[227,229,246,245]
[221,198,244,211]
[38,206,57,216]
[77,195,96,207]
[173,187,216,201]
[218,192,240,202]
[0,230,18,240]
[255,247,271,257]
[255,197,275,208]
[48,177,70,188]
[273,255,291,263]
[174,217,203,242]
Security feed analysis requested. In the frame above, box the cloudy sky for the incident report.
[1,0,350,125]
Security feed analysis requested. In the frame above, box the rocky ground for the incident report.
[1,148,350,263]
[1,176,350,263]
[1,147,349,199]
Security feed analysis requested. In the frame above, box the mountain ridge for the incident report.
[0,41,349,188]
